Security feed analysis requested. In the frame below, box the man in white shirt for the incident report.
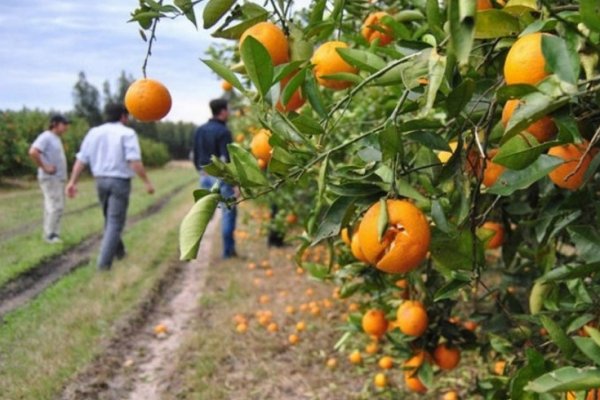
[66,104,155,270]
[29,115,70,243]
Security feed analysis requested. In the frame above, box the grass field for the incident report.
[0,177,195,399]
[0,164,197,287]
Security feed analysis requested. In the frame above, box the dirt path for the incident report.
[0,181,193,319]
[60,219,217,400]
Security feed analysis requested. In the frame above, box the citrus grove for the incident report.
[128,0,600,398]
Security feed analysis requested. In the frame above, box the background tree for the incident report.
[72,71,102,127]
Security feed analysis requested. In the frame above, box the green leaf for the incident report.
[586,326,600,349]
[303,262,331,280]
[396,178,429,205]
[494,132,545,170]
[433,278,469,301]
[431,229,479,272]
[273,61,305,83]
[281,68,306,108]
[503,91,569,142]
[423,48,447,113]
[510,349,551,400]
[201,59,245,93]
[474,9,520,39]
[529,281,551,315]
[319,72,363,85]
[174,0,197,26]
[212,3,268,39]
[446,79,475,117]
[379,123,402,162]
[336,48,386,73]
[313,196,355,243]
[487,155,563,196]
[542,35,579,85]
[539,262,600,282]
[448,0,476,70]
[525,367,600,393]
[289,113,324,136]
[240,36,274,97]
[303,72,327,118]
[426,0,445,41]
[202,0,235,29]
[495,84,538,103]
[431,199,451,233]
[179,193,220,260]
[574,337,600,367]
[227,144,269,187]
[581,0,600,32]
[568,226,600,263]
[406,131,451,152]
[377,198,388,242]
[192,189,211,201]
[539,315,576,358]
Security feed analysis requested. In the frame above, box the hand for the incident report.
[145,182,155,195]
[66,182,77,198]
[44,164,57,174]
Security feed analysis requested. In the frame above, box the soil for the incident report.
[59,219,217,400]
[0,181,191,320]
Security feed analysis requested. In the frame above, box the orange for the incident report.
[396,300,428,337]
[480,221,505,249]
[236,323,248,333]
[296,321,306,332]
[361,12,394,46]
[124,78,172,122]
[404,351,429,393]
[493,360,506,375]
[483,151,506,187]
[286,213,298,224]
[365,341,379,354]
[267,322,278,332]
[221,80,233,91]
[276,73,305,112]
[433,343,461,370]
[257,158,267,170]
[340,227,351,246]
[153,323,168,335]
[362,309,388,338]
[504,33,549,85]
[259,294,270,304]
[396,279,410,299]
[438,142,459,163]
[378,356,394,369]
[311,41,359,90]
[463,320,479,332]
[239,21,289,65]
[326,357,337,369]
[289,334,299,345]
[502,99,557,142]
[477,0,493,10]
[235,133,245,143]
[374,373,388,388]
[567,389,600,400]
[349,350,363,365]
[443,391,460,400]
[351,232,369,263]
[548,142,593,190]
[357,199,431,274]
[250,129,272,162]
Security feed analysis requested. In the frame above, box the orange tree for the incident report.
[130,0,600,398]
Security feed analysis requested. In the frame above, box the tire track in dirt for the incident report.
[0,202,98,244]
[60,219,216,400]
[0,179,195,320]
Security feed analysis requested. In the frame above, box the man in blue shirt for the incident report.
[193,99,238,258]
[66,104,155,270]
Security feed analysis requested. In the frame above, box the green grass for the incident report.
[0,181,195,400]
[0,165,197,287]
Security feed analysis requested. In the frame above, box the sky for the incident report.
[0,0,309,124]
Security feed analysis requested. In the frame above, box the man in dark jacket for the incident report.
[193,99,237,258]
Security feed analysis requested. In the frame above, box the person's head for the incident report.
[210,99,229,121]
[49,114,70,135]
[105,103,129,123]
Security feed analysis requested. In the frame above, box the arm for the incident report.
[65,159,87,198]
[192,128,200,169]
[219,128,233,163]
[129,160,155,194]
[28,146,56,174]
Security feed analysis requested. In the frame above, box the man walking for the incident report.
[193,99,238,258]
[66,104,155,270]
[29,114,70,243]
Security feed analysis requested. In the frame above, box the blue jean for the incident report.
[95,177,130,270]
[199,174,237,258]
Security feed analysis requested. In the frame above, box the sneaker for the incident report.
[45,234,63,244]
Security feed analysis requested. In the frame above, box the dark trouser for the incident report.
[199,173,236,258]
[96,177,130,270]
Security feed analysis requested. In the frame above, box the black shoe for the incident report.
[115,249,127,260]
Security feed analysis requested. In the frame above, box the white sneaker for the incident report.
[45,234,63,244]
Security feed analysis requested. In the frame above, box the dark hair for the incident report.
[105,103,129,122]
[210,99,228,116]
[48,114,70,129]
